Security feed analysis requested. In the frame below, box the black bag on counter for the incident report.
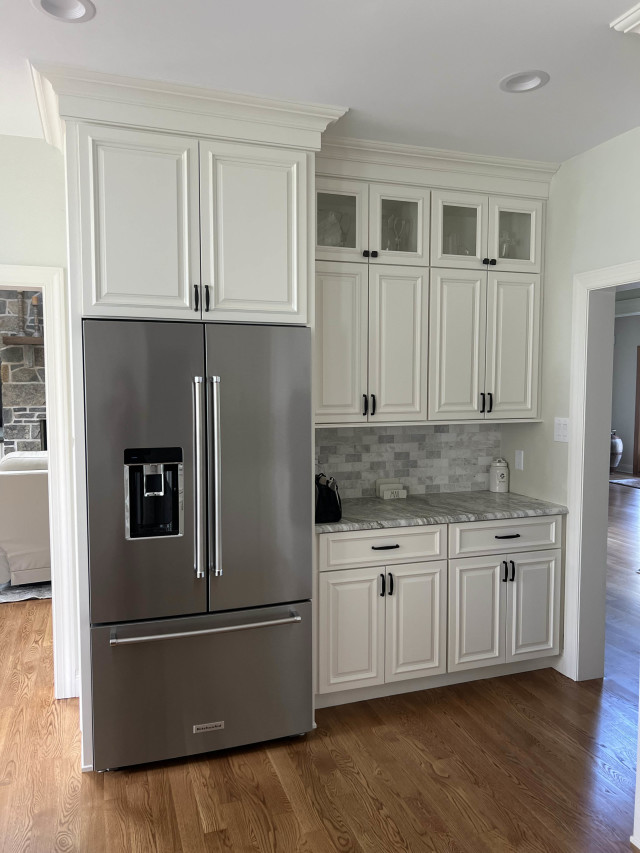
[315,473,342,524]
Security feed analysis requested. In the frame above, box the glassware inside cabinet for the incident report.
[497,210,532,261]
[317,192,357,249]
[441,204,478,257]
[380,198,419,254]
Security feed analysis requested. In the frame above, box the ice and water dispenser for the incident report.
[124,448,184,539]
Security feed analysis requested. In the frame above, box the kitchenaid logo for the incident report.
[193,721,225,733]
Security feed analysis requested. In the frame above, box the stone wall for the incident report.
[0,290,46,454]
[315,424,502,499]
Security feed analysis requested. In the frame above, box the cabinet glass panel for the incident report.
[317,193,357,250]
[442,205,478,258]
[380,198,419,255]
[497,211,532,261]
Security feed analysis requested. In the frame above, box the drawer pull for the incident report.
[372,544,400,551]
[494,533,521,540]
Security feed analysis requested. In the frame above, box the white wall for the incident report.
[611,315,640,473]
[502,125,640,503]
[0,135,66,267]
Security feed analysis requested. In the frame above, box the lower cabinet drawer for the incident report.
[318,525,447,572]
[449,515,562,558]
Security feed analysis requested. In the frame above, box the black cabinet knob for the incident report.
[510,560,516,582]
[371,250,379,258]
[362,394,368,417]
[502,561,508,582]
[193,284,200,312]
[363,250,370,258]
[371,394,376,416]
[380,573,386,597]
[482,258,490,265]
[489,258,497,265]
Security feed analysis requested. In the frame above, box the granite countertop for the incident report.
[315,491,568,533]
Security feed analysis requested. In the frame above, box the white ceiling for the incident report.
[2,0,640,163]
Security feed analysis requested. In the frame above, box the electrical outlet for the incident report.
[515,450,524,471]
[554,417,569,443]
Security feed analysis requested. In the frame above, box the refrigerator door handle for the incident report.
[193,377,206,579]
[109,611,302,646]
[207,376,222,577]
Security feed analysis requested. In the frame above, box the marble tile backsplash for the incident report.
[315,424,502,499]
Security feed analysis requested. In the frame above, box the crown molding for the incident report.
[30,63,347,151]
[319,136,559,186]
[611,2,640,34]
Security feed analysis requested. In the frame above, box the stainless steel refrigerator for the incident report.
[83,319,312,771]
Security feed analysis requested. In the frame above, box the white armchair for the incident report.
[0,451,50,586]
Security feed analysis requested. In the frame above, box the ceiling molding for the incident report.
[30,63,348,151]
[318,136,559,198]
[611,3,640,34]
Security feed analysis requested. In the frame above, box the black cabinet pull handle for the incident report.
[194,284,200,312]
[380,573,386,597]
[489,258,497,265]
[482,258,490,265]
[495,533,520,539]
[510,560,516,582]
[204,284,210,312]
[388,573,394,595]
[502,560,508,582]
[363,250,370,258]
[363,394,368,417]
[371,394,376,416]
[371,250,379,258]
[372,544,400,551]
[487,392,493,413]
[480,392,485,413]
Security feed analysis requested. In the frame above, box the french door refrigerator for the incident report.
[83,320,312,771]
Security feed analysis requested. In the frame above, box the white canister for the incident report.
[489,458,509,493]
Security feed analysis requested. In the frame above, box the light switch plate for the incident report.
[554,417,569,442]
[515,450,524,471]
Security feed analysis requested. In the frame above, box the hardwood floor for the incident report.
[1,488,640,852]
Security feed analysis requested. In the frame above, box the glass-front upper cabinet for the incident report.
[431,190,488,270]
[316,177,369,263]
[432,191,543,273]
[488,197,543,273]
[368,184,430,266]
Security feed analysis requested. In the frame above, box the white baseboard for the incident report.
[315,656,558,709]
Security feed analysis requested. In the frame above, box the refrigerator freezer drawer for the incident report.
[91,601,312,771]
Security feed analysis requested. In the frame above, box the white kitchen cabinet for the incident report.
[448,548,561,673]
[76,125,309,322]
[385,562,447,682]
[431,191,542,274]
[318,566,386,692]
[314,262,368,423]
[485,272,540,419]
[315,262,428,424]
[77,124,201,320]
[318,560,447,693]
[200,139,308,323]
[316,178,430,266]
[428,270,540,420]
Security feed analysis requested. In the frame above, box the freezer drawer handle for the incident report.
[193,377,206,579]
[207,376,222,577]
[109,611,302,647]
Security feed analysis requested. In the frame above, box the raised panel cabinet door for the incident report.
[369,184,430,266]
[385,561,447,682]
[200,140,308,323]
[506,549,562,663]
[318,567,386,694]
[368,265,429,422]
[428,270,487,420]
[77,124,200,319]
[448,555,506,672]
[488,196,543,273]
[485,273,540,419]
[314,262,368,424]
[431,190,489,270]
[316,177,369,263]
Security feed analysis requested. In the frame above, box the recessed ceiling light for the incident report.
[499,70,550,94]
[32,0,96,23]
